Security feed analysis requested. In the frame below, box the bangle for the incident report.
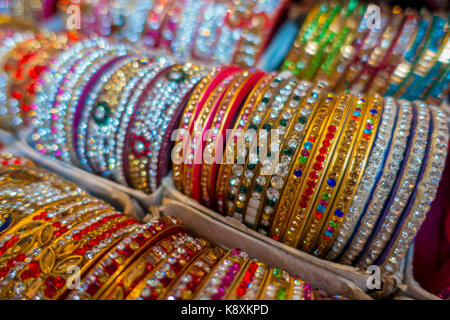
[385,9,433,96]
[195,248,250,300]
[172,66,241,193]
[258,267,292,300]
[269,93,336,241]
[357,101,430,268]
[255,83,321,235]
[339,100,413,265]
[124,63,206,193]
[229,76,295,221]
[112,58,173,185]
[380,105,448,274]
[65,216,185,300]
[326,96,398,260]
[100,232,201,300]
[0,210,140,299]
[182,72,238,198]
[289,93,363,250]
[164,247,225,300]
[351,6,404,93]
[313,95,383,256]
[83,57,148,175]
[200,71,265,206]
[242,79,309,229]
[127,236,209,300]
[225,260,269,300]
[215,73,275,214]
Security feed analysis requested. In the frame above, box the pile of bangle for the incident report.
[282,0,449,104]
[25,35,208,193]
[54,0,289,68]
[0,153,344,300]
[172,69,449,275]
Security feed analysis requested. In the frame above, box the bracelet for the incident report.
[380,105,448,274]
[200,71,265,206]
[164,246,225,300]
[269,93,336,241]
[357,100,430,268]
[195,248,250,300]
[242,79,309,229]
[127,236,209,300]
[281,92,353,248]
[215,73,275,214]
[65,216,185,300]
[100,232,198,300]
[290,93,364,250]
[339,100,413,265]
[255,83,321,235]
[326,96,398,260]
[313,94,383,256]
[172,66,240,193]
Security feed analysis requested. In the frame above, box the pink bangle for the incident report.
[200,71,265,206]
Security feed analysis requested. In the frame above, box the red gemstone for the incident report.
[30,268,41,278]
[20,269,31,280]
[104,262,118,275]
[16,253,26,262]
[86,282,100,296]
[316,155,325,163]
[320,146,328,154]
[236,287,246,297]
[326,133,334,140]
[0,267,9,277]
[309,172,318,180]
[272,236,280,241]
[315,212,323,219]
[299,201,308,208]
[304,187,314,196]
[307,180,316,188]
[55,276,65,289]
[44,286,56,298]
[313,163,322,171]
[307,136,316,143]
[323,235,331,241]
[328,125,336,132]
[29,260,39,270]
[45,276,55,287]
[122,247,134,258]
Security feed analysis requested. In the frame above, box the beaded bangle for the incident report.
[357,101,430,268]
[65,216,184,300]
[313,95,383,257]
[259,267,292,300]
[255,83,322,235]
[384,9,433,96]
[200,71,265,206]
[195,248,250,300]
[0,211,139,299]
[100,232,199,300]
[225,260,269,300]
[339,100,413,265]
[124,63,206,193]
[269,93,336,241]
[182,72,239,198]
[326,97,398,260]
[380,106,448,274]
[112,58,173,185]
[127,237,209,300]
[243,80,310,229]
[351,6,404,93]
[215,73,275,214]
[224,75,288,217]
[83,57,148,175]
[165,247,225,300]
[281,93,352,248]
[289,93,363,250]
[230,77,295,221]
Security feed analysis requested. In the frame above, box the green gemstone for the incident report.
[367,119,375,124]
[323,192,331,200]
[293,95,301,101]
[240,186,248,194]
[280,119,288,127]
[247,163,256,170]
[255,184,263,192]
[262,123,271,131]
[283,148,293,156]
[235,207,243,214]
[266,199,276,207]
[329,221,338,228]
[298,156,307,163]
[298,116,307,124]
[276,288,286,300]
[273,268,281,277]
[262,97,269,104]
[249,124,258,130]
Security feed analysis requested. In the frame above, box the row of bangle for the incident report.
[55,0,289,68]
[0,154,344,300]
[282,0,449,104]
[171,64,448,275]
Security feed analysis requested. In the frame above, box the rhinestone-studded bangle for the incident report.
[326,97,398,260]
[339,100,413,265]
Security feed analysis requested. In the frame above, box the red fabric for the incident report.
[413,143,450,296]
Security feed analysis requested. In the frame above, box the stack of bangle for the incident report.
[54,0,289,68]
[172,72,448,276]
[281,1,450,104]
[0,153,345,300]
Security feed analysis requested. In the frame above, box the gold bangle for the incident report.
[269,93,337,241]
[313,94,382,256]
[282,92,354,248]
